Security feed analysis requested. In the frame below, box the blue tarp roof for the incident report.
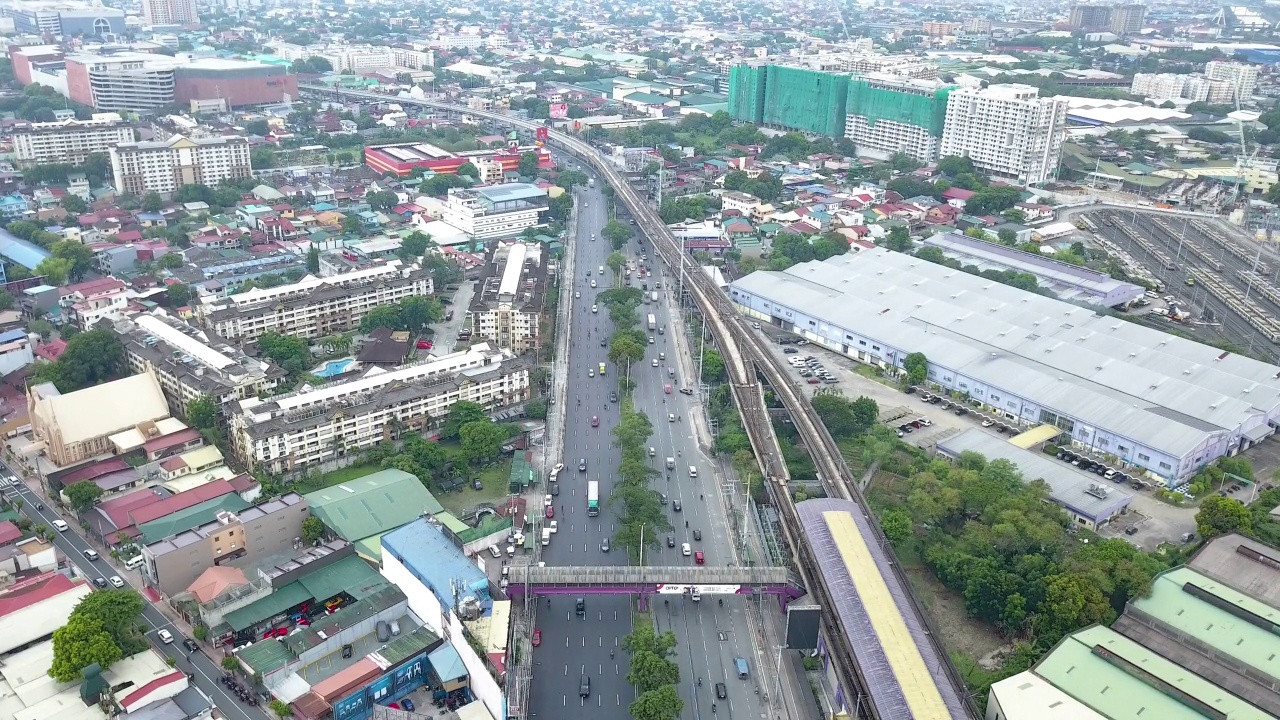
[381,518,490,613]
[0,229,50,269]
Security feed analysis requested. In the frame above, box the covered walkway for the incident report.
[505,565,803,605]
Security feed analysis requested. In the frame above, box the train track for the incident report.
[299,85,976,719]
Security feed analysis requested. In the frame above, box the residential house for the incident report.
[0,193,30,219]
[941,187,975,209]
[60,277,129,329]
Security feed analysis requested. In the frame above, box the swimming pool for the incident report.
[313,358,355,378]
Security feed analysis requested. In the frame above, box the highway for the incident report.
[299,84,978,719]
[530,167,771,720]
[1,467,267,720]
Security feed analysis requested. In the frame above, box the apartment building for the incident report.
[391,46,435,70]
[467,242,547,354]
[12,115,135,166]
[437,183,548,239]
[267,42,398,73]
[141,494,307,597]
[922,21,960,36]
[837,55,938,81]
[1205,60,1259,102]
[61,277,129,329]
[939,84,1068,186]
[845,74,953,163]
[110,134,252,195]
[196,260,433,341]
[230,344,529,473]
[1109,4,1147,33]
[141,0,197,26]
[1130,73,1232,103]
[113,311,287,418]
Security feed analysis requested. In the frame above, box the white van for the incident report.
[688,466,698,478]
[124,554,145,570]
[52,520,68,532]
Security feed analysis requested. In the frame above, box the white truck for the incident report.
[650,291,658,304]
[647,313,657,331]
[588,178,595,188]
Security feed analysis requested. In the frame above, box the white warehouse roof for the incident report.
[729,248,1280,462]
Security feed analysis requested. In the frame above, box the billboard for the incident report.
[333,651,431,720]
[785,605,822,650]
[655,584,741,595]
[549,103,569,119]
[535,126,549,146]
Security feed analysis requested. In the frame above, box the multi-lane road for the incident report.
[2,467,267,720]
[529,168,772,720]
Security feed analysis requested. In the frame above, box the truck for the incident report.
[647,313,657,331]
[588,178,595,188]
[650,291,658,304]
[587,481,600,516]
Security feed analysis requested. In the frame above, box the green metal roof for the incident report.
[222,555,387,632]
[138,495,251,544]
[1036,625,1273,720]
[223,582,312,632]
[381,624,442,665]
[237,631,296,674]
[1131,566,1280,678]
[304,469,444,542]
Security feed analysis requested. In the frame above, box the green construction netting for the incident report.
[728,65,766,124]
[762,66,849,137]
[846,78,952,137]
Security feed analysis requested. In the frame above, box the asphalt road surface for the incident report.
[528,169,772,720]
[2,464,267,720]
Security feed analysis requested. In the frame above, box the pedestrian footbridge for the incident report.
[505,566,804,605]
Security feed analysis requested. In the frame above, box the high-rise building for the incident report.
[1,1,124,37]
[1109,4,1147,33]
[12,115,135,166]
[1068,4,1112,29]
[939,84,1068,186]
[467,242,548,354]
[1204,60,1259,102]
[844,74,953,163]
[141,0,197,26]
[1131,73,1233,103]
[109,134,252,195]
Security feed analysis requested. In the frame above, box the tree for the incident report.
[556,170,589,190]
[29,318,53,342]
[622,625,677,657]
[885,225,912,252]
[366,190,399,212]
[35,329,125,392]
[166,283,192,306]
[302,516,325,544]
[880,509,912,545]
[49,616,122,682]
[159,253,184,270]
[629,686,683,720]
[902,352,928,386]
[443,401,488,440]
[996,228,1017,246]
[1034,573,1115,647]
[456,162,480,179]
[937,155,975,177]
[65,481,104,512]
[61,194,88,214]
[399,231,432,261]
[602,220,632,250]
[966,186,1023,216]
[518,151,541,177]
[35,256,73,285]
[360,305,401,333]
[886,176,935,200]
[1196,495,1252,538]
[187,396,219,430]
[48,240,94,281]
[628,650,681,693]
[0,289,13,311]
[459,420,508,464]
[341,215,362,235]
[307,245,320,274]
[70,588,147,655]
[889,152,923,173]
[141,192,164,213]
[243,119,271,136]
[269,699,293,719]
[701,349,725,383]
[257,332,313,376]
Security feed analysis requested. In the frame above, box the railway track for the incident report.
[297,85,976,719]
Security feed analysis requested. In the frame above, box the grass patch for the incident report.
[437,461,512,516]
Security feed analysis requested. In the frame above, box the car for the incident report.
[532,630,542,647]
[896,429,905,438]
[403,699,415,713]
[682,542,691,556]
[545,504,555,518]
[580,675,591,698]
[601,538,610,552]
[667,535,676,547]
[489,545,502,558]
[588,368,595,377]
[108,576,124,588]
[955,408,968,416]
[660,493,668,505]
[680,387,694,396]
[693,529,701,541]
[669,413,676,422]
[664,384,672,394]
[784,347,799,354]
[591,416,599,427]
[579,458,587,471]
[715,682,728,700]
[598,266,605,275]
[673,500,682,512]
[590,280,597,288]
[83,549,99,561]
[752,322,761,330]
[591,304,598,313]
[93,577,108,588]
[574,291,581,298]
[648,336,655,344]
[652,358,659,367]
[807,377,820,384]
[981,419,994,427]
[609,391,618,403]
[1124,526,1138,535]
[600,339,607,347]
[158,629,174,644]
[183,638,199,652]
[694,551,705,564]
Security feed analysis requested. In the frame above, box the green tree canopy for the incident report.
[31,329,125,392]
[65,481,104,513]
[1196,495,1252,538]
[443,401,488,440]
[459,420,508,464]
[49,616,122,682]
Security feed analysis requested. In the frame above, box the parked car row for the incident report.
[917,391,1020,433]
[788,355,839,385]
[1056,449,1140,488]
[895,417,933,437]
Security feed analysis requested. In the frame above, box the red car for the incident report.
[545,504,555,518]
[416,339,433,349]
[694,551,705,565]
[807,377,820,384]
[591,416,600,427]
[532,629,542,647]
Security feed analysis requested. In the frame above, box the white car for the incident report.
[589,369,595,377]
[109,576,125,588]
[652,358,659,367]
[681,543,691,557]
[158,629,174,644]
[668,413,676,423]
[544,494,553,506]
[590,280,597,288]
[575,291,581,298]
[591,304,599,313]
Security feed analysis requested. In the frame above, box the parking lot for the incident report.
[754,328,1201,547]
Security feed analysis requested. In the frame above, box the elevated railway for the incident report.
[300,85,976,719]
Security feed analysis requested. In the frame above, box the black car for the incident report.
[183,638,199,652]
[93,577,108,589]
[667,535,676,547]
[693,529,701,541]
[715,682,728,700]
[673,500,682,512]
[784,348,799,354]
[609,392,618,403]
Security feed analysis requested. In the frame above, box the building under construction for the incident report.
[729,63,953,163]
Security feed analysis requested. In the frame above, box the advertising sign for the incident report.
[394,652,428,690]
[655,584,741,595]
[535,126,549,145]
[333,691,367,720]
[549,103,569,119]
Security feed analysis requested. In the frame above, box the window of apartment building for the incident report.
[1159,461,1171,470]
[1138,453,1150,461]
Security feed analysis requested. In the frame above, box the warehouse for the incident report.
[729,247,1280,486]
